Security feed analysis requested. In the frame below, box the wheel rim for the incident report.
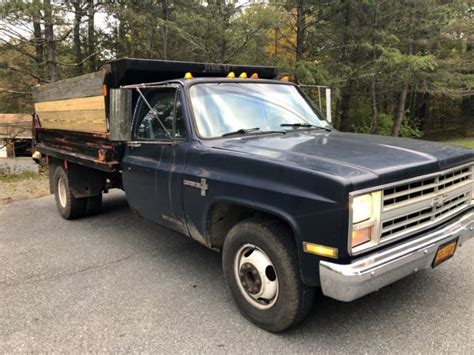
[57,177,67,208]
[234,243,279,310]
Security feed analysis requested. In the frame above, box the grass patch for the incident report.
[445,138,474,149]
[0,171,42,182]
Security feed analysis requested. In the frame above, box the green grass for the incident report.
[445,138,474,149]
[0,171,42,182]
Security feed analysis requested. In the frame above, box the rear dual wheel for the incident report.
[222,218,315,332]
[53,166,102,219]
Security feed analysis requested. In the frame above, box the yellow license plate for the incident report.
[432,239,458,267]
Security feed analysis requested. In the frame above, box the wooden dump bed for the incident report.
[33,70,107,133]
[32,58,277,135]
[32,58,278,172]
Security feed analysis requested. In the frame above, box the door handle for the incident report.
[128,142,142,148]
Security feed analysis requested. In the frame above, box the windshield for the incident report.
[189,83,331,138]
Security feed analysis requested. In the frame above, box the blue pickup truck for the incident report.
[32,59,474,332]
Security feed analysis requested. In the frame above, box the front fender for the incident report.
[183,145,350,286]
[203,196,348,286]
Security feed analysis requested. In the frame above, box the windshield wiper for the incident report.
[280,123,331,132]
[222,127,260,137]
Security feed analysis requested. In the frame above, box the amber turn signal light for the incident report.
[303,242,338,259]
[352,227,371,247]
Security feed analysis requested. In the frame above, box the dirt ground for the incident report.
[0,157,39,175]
[0,175,50,205]
[0,157,50,204]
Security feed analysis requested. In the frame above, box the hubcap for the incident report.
[57,177,67,208]
[234,244,279,309]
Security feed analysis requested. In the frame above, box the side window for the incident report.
[135,89,186,140]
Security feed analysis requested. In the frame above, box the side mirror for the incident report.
[109,88,132,141]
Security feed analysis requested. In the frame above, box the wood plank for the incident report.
[0,114,32,138]
[0,113,31,123]
[32,70,105,102]
[35,96,105,112]
[38,110,107,133]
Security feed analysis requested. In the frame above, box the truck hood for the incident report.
[208,131,474,189]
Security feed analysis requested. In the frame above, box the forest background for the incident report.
[0,0,472,143]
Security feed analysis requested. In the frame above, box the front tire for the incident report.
[53,166,86,220]
[222,218,314,332]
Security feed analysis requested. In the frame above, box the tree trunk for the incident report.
[370,78,378,133]
[338,0,353,132]
[72,1,84,75]
[295,0,305,61]
[391,83,409,136]
[274,27,278,58]
[339,82,353,132]
[32,0,44,83]
[43,0,58,82]
[161,0,169,60]
[392,37,413,137]
[118,12,126,57]
[461,95,473,135]
[218,2,227,63]
[87,0,96,71]
[370,2,379,133]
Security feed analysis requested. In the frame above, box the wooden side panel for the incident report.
[32,70,105,102]
[35,96,105,112]
[35,96,107,133]
[0,113,32,138]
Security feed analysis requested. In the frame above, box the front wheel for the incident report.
[222,218,314,332]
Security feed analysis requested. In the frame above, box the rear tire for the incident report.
[86,194,102,216]
[53,166,86,220]
[222,218,314,332]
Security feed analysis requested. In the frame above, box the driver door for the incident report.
[122,86,188,234]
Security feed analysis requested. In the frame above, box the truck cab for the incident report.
[32,59,474,332]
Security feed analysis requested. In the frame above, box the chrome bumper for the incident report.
[320,210,474,302]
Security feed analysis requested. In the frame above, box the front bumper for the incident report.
[320,210,474,302]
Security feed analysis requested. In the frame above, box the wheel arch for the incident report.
[205,198,300,251]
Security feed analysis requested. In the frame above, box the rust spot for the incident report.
[98,149,106,162]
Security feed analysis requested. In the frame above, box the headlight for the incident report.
[350,191,382,250]
[352,194,373,224]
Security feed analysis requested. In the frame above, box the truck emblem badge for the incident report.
[431,194,447,208]
[183,178,208,197]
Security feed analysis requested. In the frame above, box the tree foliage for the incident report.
[0,0,472,138]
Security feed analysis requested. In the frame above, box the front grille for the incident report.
[380,164,473,242]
